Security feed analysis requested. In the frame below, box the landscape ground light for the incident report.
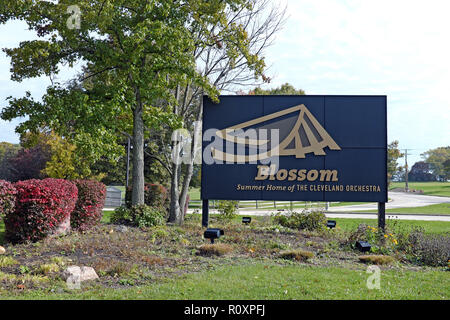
[355,240,371,252]
[242,217,252,224]
[326,220,336,229]
[203,228,224,244]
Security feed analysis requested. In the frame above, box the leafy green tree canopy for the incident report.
[0,0,266,205]
[387,141,404,185]
[249,83,305,95]
[421,146,450,181]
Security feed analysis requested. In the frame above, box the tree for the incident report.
[421,146,450,181]
[0,142,20,180]
[387,141,404,186]
[142,0,286,224]
[248,83,305,95]
[1,0,266,213]
[6,144,51,182]
[444,159,450,180]
[408,161,436,182]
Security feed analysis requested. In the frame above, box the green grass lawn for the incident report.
[189,187,201,201]
[2,261,448,300]
[390,181,450,197]
[102,210,113,224]
[1,212,449,300]
[364,203,450,215]
[186,213,450,235]
[332,217,450,235]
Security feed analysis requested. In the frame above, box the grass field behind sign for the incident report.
[389,182,450,197]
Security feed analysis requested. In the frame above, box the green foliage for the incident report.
[133,205,166,228]
[111,206,134,225]
[37,263,60,275]
[250,83,305,95]
[272,210,327,231]
[216,200,239,220]
[0,142,20,180]
[0,256,18,268]
[387,140,404,185]
[347,222,449,266]
[421,146,450,181]
[111,205,165,228]
[0,0,269,211]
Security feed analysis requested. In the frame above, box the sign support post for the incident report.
[202,200,209,228]
[378,202,386,230]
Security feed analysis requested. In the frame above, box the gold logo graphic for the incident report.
[212,104,341,162]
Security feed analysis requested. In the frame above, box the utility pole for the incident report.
[403,149,412,192]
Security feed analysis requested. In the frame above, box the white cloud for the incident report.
[265,0,450,164]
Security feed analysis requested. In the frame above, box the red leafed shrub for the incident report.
[0,180,17,220]
[5,178,78,243]
[125,183,168,208]
[71,180,106,231]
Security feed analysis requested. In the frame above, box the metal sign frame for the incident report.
[201,95,387,229]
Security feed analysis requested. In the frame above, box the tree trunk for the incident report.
[169,158,182,224]
[168,85,184,224]
[131,104,145,206]
[179,108,202,218]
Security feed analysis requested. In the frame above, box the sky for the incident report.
[1,0,449,166]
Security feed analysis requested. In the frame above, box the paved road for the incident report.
[186,191,450,221]
[329,191,450,212]
[186,208,450,221]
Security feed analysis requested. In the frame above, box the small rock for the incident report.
[62,265,81,281]
[0,246,5,255]
[80,266,99,281]
[62,265,99,282]
[115,225,129,233]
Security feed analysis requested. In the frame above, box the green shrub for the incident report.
[0,256,18,267]
[37,263,60,275]
[111,205,165,228]
[111,206,133,225]
[216,200,239,220]
[272,210,327,231]
[346,224,398,254]
[149,226,170,243]
[133,205,165,228]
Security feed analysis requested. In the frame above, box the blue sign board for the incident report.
[201,95,387,203]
